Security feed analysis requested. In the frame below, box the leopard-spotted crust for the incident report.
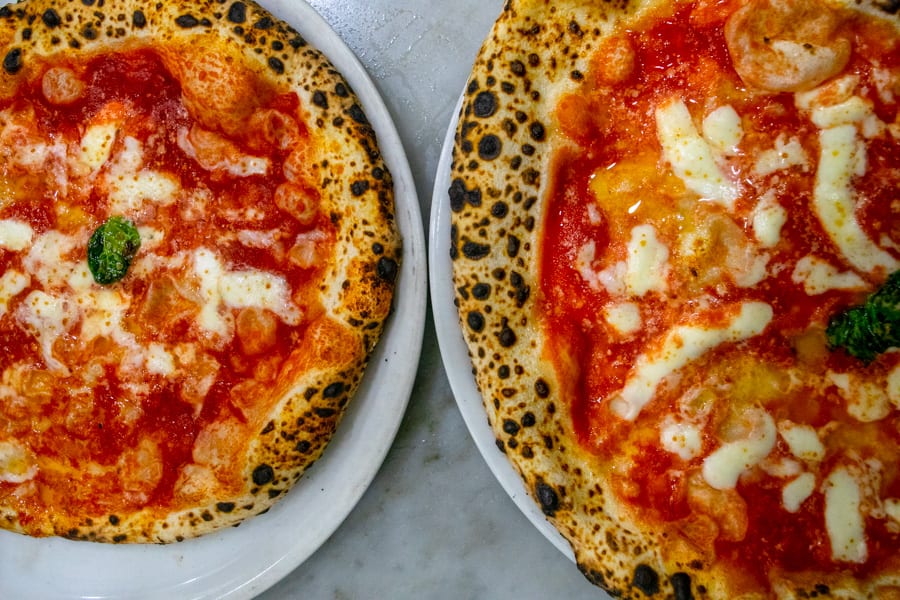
[0,0,400,542]
[449,0,900,598]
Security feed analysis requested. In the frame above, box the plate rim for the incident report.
[427,93,576,563]
[0,0,427,598]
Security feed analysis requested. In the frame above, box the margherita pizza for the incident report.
[0,0,400,542]
[450,0,900,597]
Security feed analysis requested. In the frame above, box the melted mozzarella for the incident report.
[828,372,892,423]
[655,97,740,209]
[752,134,809,177]
[0,440,37,483]
[0,219,34,251]
[823,466,867,563]
[77,122,118,173]
[625,225,669,296]
[791,255,867,295]
[660,417,703,461]
[0,270,29,318]
[813,125,898,274]
[701,105,743,155]
[107,137,180,214]
[783,473,816,513]
[603,302,642,336]
[610,302,773,420]
[778,421,826,462]
[702,408,776,490]
[751,191,788,247]
[15,290,77,373]
[194,248,302,341]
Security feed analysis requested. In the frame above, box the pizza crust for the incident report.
[0,0,400,542]
[450,0,899,597]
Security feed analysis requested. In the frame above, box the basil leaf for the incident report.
[826,270,900,363]
[87,216,142,285]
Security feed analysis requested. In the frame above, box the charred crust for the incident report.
[322,381,345,399]
[497,323,516,347]
[473,90,498,118]
[227,1,246,23]
[462,239,491,260]
[295,440,312,453]
[633,564,661,596]
[350,180,370,196]
[112,534,127,543]
[108,514,120,525]
[132,10,146,28]
[670,573,694,600]
[216,502,236,513]
[267,56,284,74]
[376,256,398,282]
[535,481,560,516]
[478,134,501,160]
[312,90,327,108]
[534,378,550,398]
[3,47,22,73]
[471,282,491,299]
[251,464,275,486]
[502,419,520,435]
[467,311,485,332]
[174,14,201,28]
[348,103,368,125]
[41,8,60,27]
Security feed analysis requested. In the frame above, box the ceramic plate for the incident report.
[0,1,426,598]
[429,97,576,563]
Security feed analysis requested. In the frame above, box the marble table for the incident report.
[259,1,604,598]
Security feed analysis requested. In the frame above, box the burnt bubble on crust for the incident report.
[632,564,661,596]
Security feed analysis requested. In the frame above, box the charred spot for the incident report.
[289,35,305,49]
[501,81,514,94]
[467,311,485,332]
[261,421,275,434]
[522,168,540,186]
[449,225,458,260]
[82,26,97,40]
[376,256,398,282]
[473,90,497,118]
[350,180,370,196]
[670,573,694,600]
[3,48,22,74]
[498,365,510,378]
[448,178,482,212]
[295,440,312,453]
[491,201,508,219]
[175,14,200,28]
[521,143,535,156]
[348,103,368,125]
[521,412,536,427]
[21,27,31,40]
[323,381,345,399]
[252,464,275,486]
[510,156,522,170]
[312,90,327,108]
[314,407,336,419]
[108,514,120,525]
[253,16,274,29]
[130,9,146,27]
[495,438,506,453]
[472,282,491,300]
[815,584,830,595]
[876,0,900,14]
[462,240,491,260]
[0,5,12,17]
[510,59,526,76]
[528,52,540,67]
[535,481,560,516]
[334,82,349,97]
[268,57,284,74]
[201,511,214,522]
[227,1,247,23]
[503,419,520,435]
[303,387,317,401]
[271,40,284,51]
[633,565,660,596]
[112,534,127,543]
[535,378,550,398]
[497,324,516,347]
[478,134,501,160]
[529,122,546,142]
[571,70,584,81]
[216,502,236,513]
[507,235,520,258]
[41,8,61,27]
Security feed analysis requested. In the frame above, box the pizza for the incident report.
[0,0,400,542]
[449,0,900,597]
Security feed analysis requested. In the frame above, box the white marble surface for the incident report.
[259,1,603,598]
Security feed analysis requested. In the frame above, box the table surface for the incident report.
[259,1,603,599]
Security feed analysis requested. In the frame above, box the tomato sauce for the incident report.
[541,2,900,583]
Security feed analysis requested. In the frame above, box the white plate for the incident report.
[428,96,575,563]
[0,1,426,598]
